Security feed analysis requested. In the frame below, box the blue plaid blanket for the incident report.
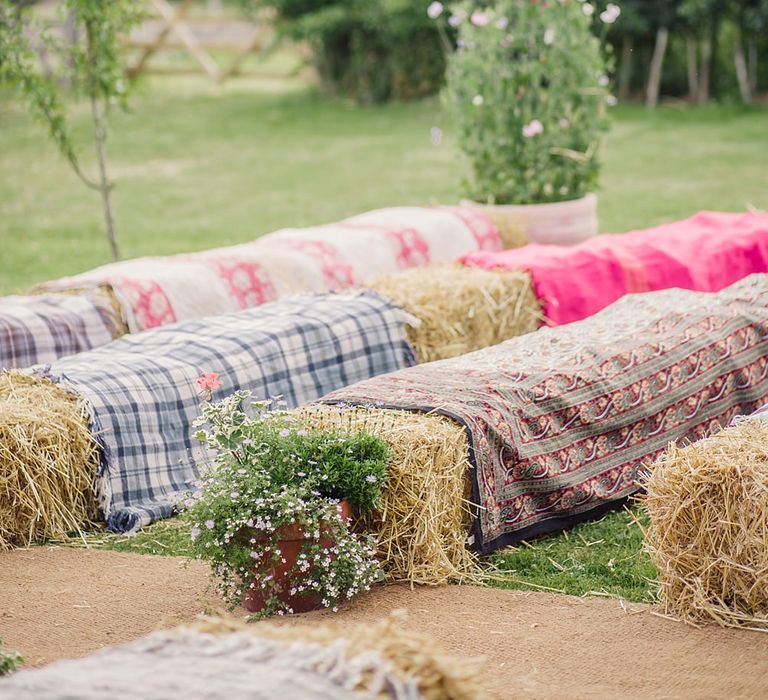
[36,291,416,532]
[1,291,120,370]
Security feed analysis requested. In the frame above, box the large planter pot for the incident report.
[464,193,598,247]
[241,500,352,615]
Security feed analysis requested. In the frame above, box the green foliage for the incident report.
[252,0,446,103]
[0,0,144,260]
[0,639,22,676]
[182,392,389,616]
[0,4,82,179]
[442,0,611,205]
[63,0,143,104]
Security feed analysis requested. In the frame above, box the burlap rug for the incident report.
[2,546,767,699]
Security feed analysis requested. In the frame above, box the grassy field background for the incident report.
[2,76,767,293]
[3,75,768,601]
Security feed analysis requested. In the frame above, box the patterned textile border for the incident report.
[322,275,768,554]
[33,291,416,533]
[0,290,121,370]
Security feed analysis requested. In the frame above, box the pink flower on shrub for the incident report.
[427,1,443,19]
[190,526,201,541]
[447,10,466,27]
[600,4,621,24]
[470,11,490,26]
[522,119,544,138]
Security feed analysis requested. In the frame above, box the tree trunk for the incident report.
[646,27,669,110]
[698,37,712,104]
[733,32,752,104]
[618,35,634,101]
[90,93,120,262]
[85,20,120,261]
[748,39,758,97]
[686,34,698,103]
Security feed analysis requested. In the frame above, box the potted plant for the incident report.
[437,0,615,244]
[181,392,389,619]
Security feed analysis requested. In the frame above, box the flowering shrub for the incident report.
[440,0,614,205]
[181,392,389,618]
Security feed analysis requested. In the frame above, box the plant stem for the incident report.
[85,19,120,262]
[90,93,119,261]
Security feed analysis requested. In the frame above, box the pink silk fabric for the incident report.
[461,211,768,326]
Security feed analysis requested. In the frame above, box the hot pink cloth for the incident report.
[461,211,768,325]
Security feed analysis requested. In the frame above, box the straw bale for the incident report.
[483,210,528,250]
[35,284,130,339]
[643,419,768,630]
[0,371,99,548]
[192,614,488,700]
[297,405,477,585]
[368,265,540,363]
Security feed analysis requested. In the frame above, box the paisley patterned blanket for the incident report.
[322,275,768,553]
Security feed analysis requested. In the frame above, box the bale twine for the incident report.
[0,372,100,548]
[298,405,477,585]
[367,265,540,363]
[193,615,488,700]
[643,419,768,630]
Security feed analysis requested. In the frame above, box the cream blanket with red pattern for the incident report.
[43,207,500,332]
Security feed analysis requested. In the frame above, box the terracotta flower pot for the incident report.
[241,500,352,614]
[463,193,598,246]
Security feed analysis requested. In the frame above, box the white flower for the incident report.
[447,10,466,27]
[559,117,570,129]
[430,126,443,145]
[190,526,201,541]
[495,17,509,30]
[205,519,215,529]
[472,94,484,106]
[600,3,621,24]
[598,74,610,86]
[606,95,618,106]
[582,3,595,16]
[543,28,556,45]
[365,475,378,483]
[543,183,554,196]
[427,1,443,19]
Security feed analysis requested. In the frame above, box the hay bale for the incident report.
[193,615,488,700]
[0,372,99,548]
[298,405,476,585]
[367,265,540,363]
[482,210,528,250]
[36,284,130,339]
[643,419,768,630]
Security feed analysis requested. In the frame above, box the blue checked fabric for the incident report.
[1,292,120,369]
[36,291,416,532]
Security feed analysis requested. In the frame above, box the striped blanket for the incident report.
[0,291,122,370]
[322,275,768,553]
[461,211,768,326]
[42,206,501,332]
[34,292,416,532]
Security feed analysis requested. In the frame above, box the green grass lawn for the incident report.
[2,76,767,293]
[4,76,768,601]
